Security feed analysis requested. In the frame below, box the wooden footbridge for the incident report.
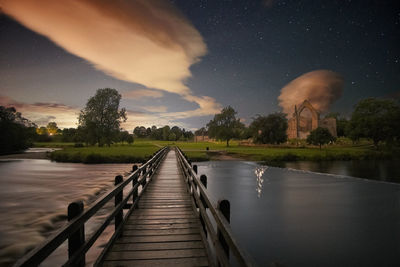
[14,147,255,267]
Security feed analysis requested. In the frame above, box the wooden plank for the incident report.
[105,248,206,260]
[124,223,200,230]
[116,234,202,243]
[123,228,200,236]
[102,257,209,266]
[100,150,210,266]
[125,218,199,225]
[110,241,204,251]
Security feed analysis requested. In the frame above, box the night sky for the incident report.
[0,0,399,130]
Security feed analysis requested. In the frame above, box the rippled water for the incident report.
[195,161,400,266]
[0,159,132,266]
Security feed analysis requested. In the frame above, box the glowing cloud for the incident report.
[278,70,344,114]
[122,89,163,99]
[0,95,79,128]
[0,0,206,95]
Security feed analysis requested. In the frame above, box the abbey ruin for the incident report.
[287,100,337,139]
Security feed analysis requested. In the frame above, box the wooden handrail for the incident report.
[13,146,169,267]
[176,147,257,267]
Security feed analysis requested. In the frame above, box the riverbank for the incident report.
[28,140,400,164]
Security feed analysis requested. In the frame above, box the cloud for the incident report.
[0,0,222,123]
[0,95,79,128]
[122,89,164,99]
[0,0,206,95]
[278,70,344,114]
[141,105,168,113]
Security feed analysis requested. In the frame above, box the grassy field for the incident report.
[35,139,399,163]
[48,141,159,163]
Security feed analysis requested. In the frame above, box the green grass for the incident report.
[41,139,399,163]
[50,142,159,163]
[34,142,76,148]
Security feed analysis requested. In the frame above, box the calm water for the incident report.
[195,161,400,267]
[1,158,399,266]
[270,160,400,183]
[0,159,132,266]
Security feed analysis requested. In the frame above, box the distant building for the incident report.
[287,100,337,139]
[194,134,215,142]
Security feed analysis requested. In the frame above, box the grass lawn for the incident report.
[36,139,399,163]
[49,141,159,163]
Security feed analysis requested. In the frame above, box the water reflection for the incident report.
[195,160,400,266]
[254,166,268,198]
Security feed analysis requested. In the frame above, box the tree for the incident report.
[0,106,36,154]
[119,130,131,143]
[78,88,127,146]
[126,134,134,145]
[46,122,59,135]
[162,126,170,141]
[348,98,400,146]
[307,127,335,149]
[250,113,288,144]
[207,106,244,146]
[325,112,349,137]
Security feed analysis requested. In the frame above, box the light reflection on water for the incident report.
[254,166,268,198]
[0,159,132,266]
[195,160,400,267]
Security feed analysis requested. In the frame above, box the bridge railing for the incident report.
[176,147,256,267]
[14,146,169,267]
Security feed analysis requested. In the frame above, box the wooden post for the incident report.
[132,165,138,205]
[200,175,207,237]
[193,165,198,174]
[115,175,123,235]
[68,201,85,267]
[218,199,230,265]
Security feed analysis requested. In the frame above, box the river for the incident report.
[195,161,400,266]
[0,157,399,266]
[0,159,132,266]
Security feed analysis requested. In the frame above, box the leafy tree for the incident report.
[78,88,127,146]
[168,132,177,141]
[0,106,36,154]
[133,126,148,138]
[325,112,349,137]
[348,98,400,146]
[119,130,131,143]
[126,134,134,145]
[36,126,48,135]
[250,113,288,144]
[46,122,59,135]
[207,106,244,146]
[171,126,182,141]
[306,127,335,149]
[162,126,170,141]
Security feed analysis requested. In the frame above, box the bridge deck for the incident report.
[101,150,210,266]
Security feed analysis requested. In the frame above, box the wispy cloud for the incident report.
[0,95,79,128]
[122,89,163,99]
[0,0,206,95]
[0,0,221,123]
[278,70,344,114]
[141,105,168,113]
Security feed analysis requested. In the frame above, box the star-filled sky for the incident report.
[0,0,399,130]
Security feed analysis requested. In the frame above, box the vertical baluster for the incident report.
[200,175,208,237]
[217,199,230,266]
[68,201,85,267]
[114,175,123,236]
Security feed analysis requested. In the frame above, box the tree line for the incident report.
[204,98,400,148]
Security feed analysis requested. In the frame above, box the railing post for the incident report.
[132,165,138,205]
[68,201,85,267]
[115,175,123,235]
[193,165,198,174]
[200,175,208,237]
[218,199,230,266]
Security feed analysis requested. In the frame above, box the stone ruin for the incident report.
[287,100,337,139]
